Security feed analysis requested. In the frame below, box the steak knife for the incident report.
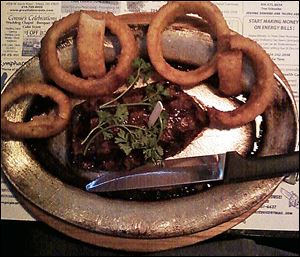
[85,151,299,192]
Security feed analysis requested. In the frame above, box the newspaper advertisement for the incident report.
[1,1,299,232]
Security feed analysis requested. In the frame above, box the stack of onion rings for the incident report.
[208,34,275,129]
[40,11,138,97]
[147,2,274,128]
[1,3,276,138]
[1,83,71,138]
[146,1,230,88]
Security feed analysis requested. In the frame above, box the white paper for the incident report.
[234,181,299,231]
[1,175,35,221]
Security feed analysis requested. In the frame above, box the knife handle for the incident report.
[223,151,299,183]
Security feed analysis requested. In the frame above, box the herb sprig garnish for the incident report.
[99,58,153,109]
[81,58,169,163]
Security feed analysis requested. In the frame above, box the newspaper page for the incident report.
[1,1,299,232]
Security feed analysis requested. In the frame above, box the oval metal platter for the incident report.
[1,22,299,240]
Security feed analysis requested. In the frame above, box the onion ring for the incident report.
[40,11,138,97]
[208,34,275,129]
[146,1,230,88]
[1,83,71,138]
[217,49,243,96]
[77,12,106,79]
[118,12,213,35]
[118,12,154,25]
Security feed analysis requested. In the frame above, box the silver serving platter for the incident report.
[1,23,298,240]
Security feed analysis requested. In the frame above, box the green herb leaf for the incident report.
[114,105,128,124]
[97,110,112,125]
[102,130,113,140]
[118,143,132,155]
[156,83,169,97]
[115,129,128,144]
[143,71,153,83]
[160,111,169,130]
[132,58,142,69]
[115,129,133,155]
[144,83,170,105]
[142,145,164,162]
[156,145,164,156]
[130,129,144,149]
[127,75,136,85]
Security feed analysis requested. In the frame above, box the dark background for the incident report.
[1,220,299,256]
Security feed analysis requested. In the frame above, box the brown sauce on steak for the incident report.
[69,83,208,172]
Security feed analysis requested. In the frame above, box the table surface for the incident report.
[1,220,299,256]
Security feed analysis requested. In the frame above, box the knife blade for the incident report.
[85,151,299,192]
